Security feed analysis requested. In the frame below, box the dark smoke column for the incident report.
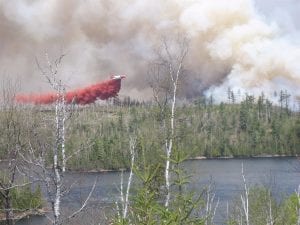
[16,75,126,105]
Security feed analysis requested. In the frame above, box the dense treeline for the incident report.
[17,93,295,170]
[65,93,299,170]
[0,93,299,171]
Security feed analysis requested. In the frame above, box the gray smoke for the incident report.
[0,0,299,102]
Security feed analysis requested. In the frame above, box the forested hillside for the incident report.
[1,93,299,171]
[68,93,299,170]
[0,93,295,171]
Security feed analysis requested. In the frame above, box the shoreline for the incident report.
[0,208,47,222]
[190,154,299,160]
[69,154,299,173]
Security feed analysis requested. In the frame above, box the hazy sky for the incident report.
[256,0,300,32]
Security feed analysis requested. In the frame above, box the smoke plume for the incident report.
[0,0,299,103]
[16,76,125,105]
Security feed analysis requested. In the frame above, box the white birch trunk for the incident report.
[204,182,219,225]
[165,139,171,208]
[61,91,66,172]
[51,79,66,225]
[53,96,62,225]
[120,171,124,212]
[297,184,300,225]
[37,54,78,225]
[164,62,181,208]
[150,37,188,209]
[53,162,61,224]
[241,163,249,225]
[267,190,274,225]
[123,137,136,219]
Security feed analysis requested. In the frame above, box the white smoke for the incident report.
[0,0,299,102]
[179,0,300,102]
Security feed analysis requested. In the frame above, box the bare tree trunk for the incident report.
[297,184,300,225]
[123,137,136,219]
[165,63,180,208]
[164,139,171,208]
[53,141,61,224]
[204,182,219,225]
[4,192,14,225]
[60,91,67,173]
[240,163,249,225]
[267,190,274,225]
[50,79,67,225]
[116,136,136,221]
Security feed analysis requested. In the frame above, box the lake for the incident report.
[17,157,300,225]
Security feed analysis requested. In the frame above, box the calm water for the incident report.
[17,157,300,225]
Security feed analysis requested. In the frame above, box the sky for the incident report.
[256,0,300,33]
[0,0,299,103]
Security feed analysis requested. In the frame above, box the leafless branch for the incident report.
[0,181,33,191]
[64,178,97,222]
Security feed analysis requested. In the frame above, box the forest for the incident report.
[60,91,300,171]
[2,92,299,171]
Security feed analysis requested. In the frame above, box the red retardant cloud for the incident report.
[15,75,126,105]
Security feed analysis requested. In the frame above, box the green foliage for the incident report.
[279,193,300,225]
[248,187,277,225]
[11,185,43,210]
[0,185,43,211]
[113,153,206,225]
[227,186,300,225]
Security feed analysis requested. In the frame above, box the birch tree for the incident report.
[38,54,68,225]
[116,136,136,222]
[149,35,189,208]
[241,163,249,225]
[19,54,95,225]
[297,184,300,225]
[204,181,219,225]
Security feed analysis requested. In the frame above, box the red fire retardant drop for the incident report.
[15,75,126,105]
